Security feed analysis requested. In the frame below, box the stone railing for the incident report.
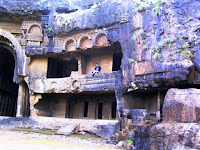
[29,71,122,94]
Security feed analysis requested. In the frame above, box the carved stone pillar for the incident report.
[115,90,124,131]
[29,94,42,118]
[156,91,161,121]
[16,84,23,117]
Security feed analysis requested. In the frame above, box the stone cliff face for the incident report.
[163,88,200,123]
[128,123,200,150]
[0,0,200,149]
[0,0,199,88]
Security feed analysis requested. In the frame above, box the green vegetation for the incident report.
[129,0,196,61]
[56,17,70,28]
[149,40,164,60]
[143,44,149,50]
[193,33,198,39]
[10,128,103,140]
[126,140,133,144]
[177,36,193,59]
[10,128,57,135]
[166,36,172,48]
[131,0,167,15]
[132,29,145,40]
[69,133,103,140]
[129,58,137,64]
[133,0,151,12]
[153,52,161,60]
[145,121,151,125]
[152,0,167,15]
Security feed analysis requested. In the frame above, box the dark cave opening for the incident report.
[47,57,78,78]
[0,46,18,117]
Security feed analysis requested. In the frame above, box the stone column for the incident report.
[16,84,23,117]
[115,90,124,131]
[30,94,42,118]
[25,88,29,117]
[156,91,161,121]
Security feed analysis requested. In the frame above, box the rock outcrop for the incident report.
[163,88,200,123]
[128,123,200,150]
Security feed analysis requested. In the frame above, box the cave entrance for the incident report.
[47,57,78,78]
[0,46,19,117]
[35,92,118,120]
[112,52,122,71]
[122,90,167,123]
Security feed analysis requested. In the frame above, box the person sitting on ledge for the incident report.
[92,63,102,77]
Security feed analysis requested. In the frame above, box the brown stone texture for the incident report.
[163,88,200,122]
[124,123,200,150]
[29,56,48,78]
[149,123,200,150]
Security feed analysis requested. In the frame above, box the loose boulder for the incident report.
[163,88,200,122]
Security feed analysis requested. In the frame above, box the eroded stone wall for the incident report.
[29,56,48,78]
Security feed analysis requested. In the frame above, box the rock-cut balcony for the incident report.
[29,71,122,94]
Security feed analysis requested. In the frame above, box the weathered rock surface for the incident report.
[2,0,200,87]
[117,141,136,150]
[128,123,200,150]
[163,88,200,123]
[133,60,194,89]
[0,117,37,128]
[56,124,78,135]
[123,109,148,125]
[0,117,117,139]
[77,121,117,139]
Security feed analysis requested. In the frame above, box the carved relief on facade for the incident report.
[22,21,41,30]
[64,38,76,51]
[0,22,21,34]
[94,33,109,47]
[78,35,93,50]
[70,79,80,92]
[25,22,44,47]
[54,30,109,52]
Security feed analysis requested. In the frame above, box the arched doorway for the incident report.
[0,44,19,117]
[0,29,28,117]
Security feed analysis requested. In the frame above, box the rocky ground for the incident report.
[0,129,120,150]
[0,117,121,150]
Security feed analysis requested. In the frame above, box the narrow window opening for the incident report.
[111,102,117,118]
[65,101,71,118]
[83,102,88,117]
[98,103,103,119]
[68,101,71,118]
